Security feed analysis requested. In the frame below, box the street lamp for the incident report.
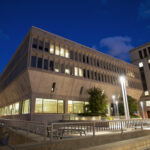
[140,101,145,119]
[112,95,117,117]
[119,76,130,120]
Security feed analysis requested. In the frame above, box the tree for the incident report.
[86,87,108,116]
[119,95,139,116]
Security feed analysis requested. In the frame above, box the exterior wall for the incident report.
[0,26,143,121]
[130,42,150,118]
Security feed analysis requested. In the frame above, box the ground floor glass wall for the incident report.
[35,98,64,114]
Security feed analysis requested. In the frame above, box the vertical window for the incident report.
[79,53,82,62]
[58,100,64,113]
[32,38,38,48]
[65,49,69,58]
[87,70,90,79]
[37,57,42,68]
[44,42,49,52]
[83,69,86,78]
[87,56,89,64]
[97,60,99,67]
[90,57,93,65]
[12,102,19,115]
[55,62,59,72]
[51,82,56,92]
[44,59,48,70]
[61,64,65,73]
[49,61,54,71]
[143,48,147,57]
[35,98,43,113]
[70,51,74,60]
[79,68,83,77]
[83,55,86,63]
[22,99,30,114]
[39,40,43,50]
[55,45,60,55]
[74,67,78,76]
[75,52,78,61]
[31,56,36,67]
[50,43,54,54]
[60,47,65,57]
[139,50,143,59]
[91,71,94,80]
[95,72,97,80]
[65,67,70,75]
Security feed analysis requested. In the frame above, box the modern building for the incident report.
[130,42,150,118]
[0,26,143,122]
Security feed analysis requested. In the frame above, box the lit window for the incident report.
[55,68,59,72]
[58,100,64,113]
[35,98,43,113]
[79,68,83,77]
[145,91,149,96]
[65,49,69,58]
[74,67,78,76]
[65,69,70,74]
[43,99,57,113]
[12,102,19,115]
[148,59,150,63]
[139,62,143,68]
[146,101,150,106]
[50,43,54,54]
[55,45,60,55]
[22,99,30,114]
[60,47,65,57]
[55,63,59,72]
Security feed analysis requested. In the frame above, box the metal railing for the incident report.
[1,118,150,141]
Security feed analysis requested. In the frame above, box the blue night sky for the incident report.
[0,0,150,74]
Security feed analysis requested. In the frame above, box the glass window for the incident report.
[75,52,78,61]
[55,45,60,55]
[44,42,49,52]
[79,68,83,77]
[37,57,42,68]
[139,62,143,68]
[50,43,54,54]
[68,100,73,114]
[58,100,64,113]
[60,47,65,57]
[65,68,70,75]
[44,59,48,70]
[139,50,143,59]
[70,51,74,60]
[55,63,59,72]
[32,38,38,48]
[61,64,65,73]
[35,98,43,113]
[74,67,78,76]
[22,99,30,114]
[50,61,54,71]
[73,101,84,114]
[146,101,150,106]
[43,99,57,113]
[12,102,19,115]
[65,49,69,58]
[39,40,43,50]
[31,56,36,67]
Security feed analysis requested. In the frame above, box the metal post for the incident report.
[93,122,95,136]
[51,123,53,141]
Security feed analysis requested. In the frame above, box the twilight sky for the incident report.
[0,0,150,74]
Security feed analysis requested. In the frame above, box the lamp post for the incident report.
[120,76,130,120]
[140,101,145,119]
[112,95,117,117]
[115,100,119,119]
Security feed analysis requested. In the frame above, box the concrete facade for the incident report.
[0,26,143,121]
[130,42,150,118]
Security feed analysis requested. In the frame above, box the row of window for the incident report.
[31,56,141,89]
[32,38,137,78]
[139,47,150,59]
[0,99,30,116]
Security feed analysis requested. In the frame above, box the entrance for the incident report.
[147,111,150,118]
